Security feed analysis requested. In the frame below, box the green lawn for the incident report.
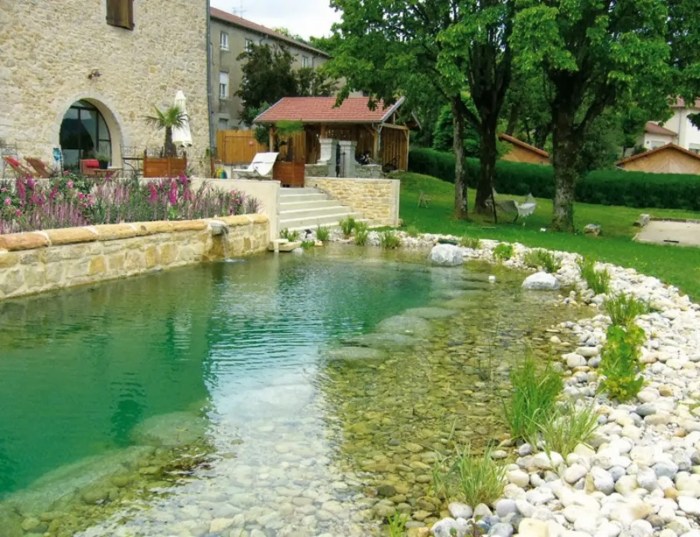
[396,172,700,301]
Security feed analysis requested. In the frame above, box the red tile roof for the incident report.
[498,133,549,158]
[254,97,405,124]
[210,8,329,57]
[616,143,700,166]
[644,121,677,136]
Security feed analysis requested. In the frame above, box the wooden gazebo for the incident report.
[253,96,410,170]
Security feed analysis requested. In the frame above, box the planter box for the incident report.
[143,157,187,178]
[273,161,305,188]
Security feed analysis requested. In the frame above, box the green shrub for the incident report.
[523,249,561,273]
[505,356,563,441]
[300,239,315,250]
[536,402,599,458]
[578,258,611,295]
[339,216,356,238]
[604,294,650,327]
[493,243,514,261]
[280,228,300,241]
[459,236,481,249]
[380,229,402,249]
[408,148,700,210]
[354,221,369,246]
[599,324,646,402]
[432,447,505,506]
[315,225,330,243]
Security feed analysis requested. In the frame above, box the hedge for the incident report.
[408,148,700,210]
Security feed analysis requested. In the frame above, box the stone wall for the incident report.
[0,0,209,174]
[304,177,400,227]
[0,215,269,300]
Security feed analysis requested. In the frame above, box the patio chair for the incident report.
[2,156,34,177]
[25,157,55,178]
[490,191,537,223]
[80,159,101,176]
[234,152,279,179]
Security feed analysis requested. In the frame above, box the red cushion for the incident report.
[6,157,20,167]
[83,159,99,168]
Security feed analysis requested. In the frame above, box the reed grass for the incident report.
[604,293,651,327]
[535,402,599,457]
[578,257,611,294]
[523,249,561,273]
[432,447,505,506]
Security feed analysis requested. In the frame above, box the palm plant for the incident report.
[145,105,187,157]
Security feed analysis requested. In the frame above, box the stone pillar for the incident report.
[338,140,357,178]
[317,138,338,177]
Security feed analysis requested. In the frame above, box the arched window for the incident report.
[59,100,112,170]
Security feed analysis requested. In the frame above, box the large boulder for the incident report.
[430,244,464,266]
[522,271,560,290]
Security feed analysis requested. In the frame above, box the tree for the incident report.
[237,43,337,126]
[145,105,187,157]
[236,43,298,125]
[326,0,516,219]
[512,0,674,231]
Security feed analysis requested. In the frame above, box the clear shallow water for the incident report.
[0,247,579,536]
[0,248,434,499]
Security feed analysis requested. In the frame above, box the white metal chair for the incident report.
[234,152,279,179]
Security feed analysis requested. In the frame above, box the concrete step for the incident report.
[279,213,364,232]
[281,205,356,219]
[280,199,343,210]
[277,186,365,234]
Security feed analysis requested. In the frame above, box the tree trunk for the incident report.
[165,127,175,157]
[551,108,581,232]
[452,98,468,220]
[475,118,498,214]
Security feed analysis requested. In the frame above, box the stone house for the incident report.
[0,0,209,175]
[210,8,330,131]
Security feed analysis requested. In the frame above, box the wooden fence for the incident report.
[216,130,268,165]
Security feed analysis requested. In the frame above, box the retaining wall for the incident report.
[0,215,269,300]
[304,177,400,227]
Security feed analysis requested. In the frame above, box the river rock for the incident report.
[448,502,473,519]
[376,315,432,337]
[522,272,560,291]
[325,346,387,361]
[431,517,461,537]
[430,244,464,266]
[518,518,549,537]
[130,411,207,447]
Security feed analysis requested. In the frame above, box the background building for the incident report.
[210,8,330,131]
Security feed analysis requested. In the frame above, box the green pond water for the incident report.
[0,246,580,536]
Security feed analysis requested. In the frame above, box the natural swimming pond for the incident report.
[0,246,580,536]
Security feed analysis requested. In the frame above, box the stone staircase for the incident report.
[278,187,363,233]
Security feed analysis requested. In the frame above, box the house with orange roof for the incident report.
[254,96,410,171]
[617,143,700,175]
[498,134,550,165]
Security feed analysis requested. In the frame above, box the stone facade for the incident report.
[0,0,210,174]
[0,215,269,300]
[304,177,400,227]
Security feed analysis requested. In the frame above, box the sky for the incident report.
[209,0,342,41]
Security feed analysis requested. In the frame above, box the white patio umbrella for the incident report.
[172,90,193,148]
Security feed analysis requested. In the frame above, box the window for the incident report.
[220,31,229,51]
[690,144,700,155]
[302,56,311,68]
[106,0,134,30]
[59,100,112,170]
[219,72,229,99]
[245,38,254,52]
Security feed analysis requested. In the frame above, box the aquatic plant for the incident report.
[315,225,330,243]
[280,228,300,241]
[300,239,315,250]
[604,293,650,327]
[387,511,408,537]
[459,236,481,249]
[599,324,645,401]
[577,257,611,295]
[354,221,369,246]
[339,216,356,238]
[523,249,561,273]
[433,446,505,506]
[380,229,401,249]
[535,401,598,457]
[493,243,513,262]
[504,356,563,441]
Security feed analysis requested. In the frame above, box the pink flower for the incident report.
[67,181,74,189]
[3,197,10,206]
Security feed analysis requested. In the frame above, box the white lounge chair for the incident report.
[490,191,537,223]
[234,152,279,179]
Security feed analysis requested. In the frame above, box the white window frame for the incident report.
[245,38,254,52]
[219,72,229,99]
[302,55,311,68]
[220,31,229,51]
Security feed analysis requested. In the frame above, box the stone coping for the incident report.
[0,214,268,252]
